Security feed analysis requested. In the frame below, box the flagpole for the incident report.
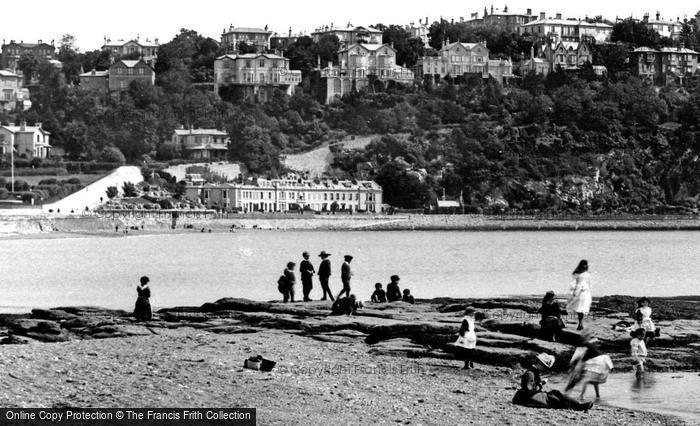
[10,142,14,192]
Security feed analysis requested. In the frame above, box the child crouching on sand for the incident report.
[454,307,478,369]
[630,327,647,378]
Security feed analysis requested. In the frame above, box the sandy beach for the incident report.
[2,297,697,425]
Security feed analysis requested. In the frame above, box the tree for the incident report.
[17,53,40,84]
[379,25,425,67]
[62,120,93,160]
[99,146,127,163]
[106,186,119,199]
[122,181,137,197]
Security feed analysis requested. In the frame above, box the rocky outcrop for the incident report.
[2,298,699,372]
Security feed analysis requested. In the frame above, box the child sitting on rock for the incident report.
[402,289,415,304]
[371,283,387,303]
[630,327,647,379]
[331,295,360,316]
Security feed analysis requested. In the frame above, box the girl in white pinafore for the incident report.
[566,260,592,331]
[455,306,477,369]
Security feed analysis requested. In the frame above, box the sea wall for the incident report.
[2,213,700,236]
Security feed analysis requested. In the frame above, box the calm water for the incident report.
[1,230,699,313]
[551,372,700,424]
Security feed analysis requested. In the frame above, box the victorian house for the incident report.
[0,121,51,159]
[221,26,272,53]
[311,24,383,48]
[1,40,55,73]
[172,127,230,160]
[313,43,414,104]
[214,53,302,102]
[420,41,513,84]
[101,37,160,68]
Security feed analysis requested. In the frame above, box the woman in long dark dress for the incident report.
[134,276,152,321]
[539,291,564,341]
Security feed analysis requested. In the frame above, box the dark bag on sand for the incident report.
[277,275,288,293]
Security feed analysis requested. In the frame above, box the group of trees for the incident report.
[2,18,700,214]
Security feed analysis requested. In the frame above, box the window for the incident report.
[246,60,252,68]
[259,59,265,67]
[223,191,228,199]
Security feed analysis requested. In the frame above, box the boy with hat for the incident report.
[318,251,334,301]
[337,255,353,299]
[300,251,315,302]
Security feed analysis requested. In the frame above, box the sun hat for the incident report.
[319,251,331,257]
[390,275,400,281]
[344,255,353,261]
[536,353,555,369]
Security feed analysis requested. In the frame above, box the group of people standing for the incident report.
[278,251,354,303]
[277,253,416,307]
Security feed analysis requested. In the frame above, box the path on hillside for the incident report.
[284,135,382,177]
[41,166,143,215]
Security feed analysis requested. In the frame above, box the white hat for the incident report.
[536,353,555,369]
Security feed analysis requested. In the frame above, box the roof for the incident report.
[174,129,229,136]
[112,60,153,69]
[217,53,288,60]
[223,27,271,35]
[521,19,611,28]
[1,125,50,135]
[633,47,658,53]
[443,42,486,51]
[0,70,21,78]
[341,43,394,53]
[659,47,699,54]
[80,70,109,77]
[103,39,159,48]
[312,25,382,34]
[2,42,53,48]
[437,200,461,208]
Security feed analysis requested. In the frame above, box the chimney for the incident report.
[155,38,159,44]
[491,5,494,15]
[530,44,534,59]
[288,27,292,37]
[425,16,428,25]
[91,69,96,75]
[656,11,660,21]
[38,39,42,44]
[527,8,532,16]
[20,121,27,131]
[419,18,422,24]
[36,122,42,129]
[643,13,649,22]
[451,18,454,24]
[460,17,464,22]
[189,124,193,134]
[540,12,546,20]
[555,13,562,19]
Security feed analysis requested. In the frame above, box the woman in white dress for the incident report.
[566,260,592,331]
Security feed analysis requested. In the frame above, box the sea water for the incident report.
[1,230,699,312]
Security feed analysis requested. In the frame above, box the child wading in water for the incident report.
[455,307,478,369]
[630,327,647,379]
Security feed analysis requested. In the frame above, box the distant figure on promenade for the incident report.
[454,306,478,369]
[300,251,316,302]
[630,327,647,379]
[565,330,613,399]
[371,283,387,303]
[633,297,657,344]
[318,251,334,301]
[336,255,353,299]
[283,262,297,303]
[512,353,593,411]
[566,260,592,331]
[386,275,402,302]
[133,276,152,321]
[539,291,565,341]
[402,289,415,304]
[331,295,360,316]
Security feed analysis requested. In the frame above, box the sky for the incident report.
[1,0,698,51]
